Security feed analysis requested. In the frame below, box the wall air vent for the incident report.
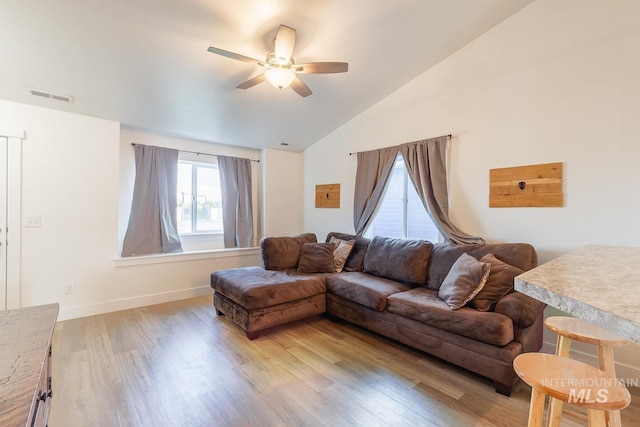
[28,88,74,103]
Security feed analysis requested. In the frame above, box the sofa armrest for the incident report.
[494,292,546,329]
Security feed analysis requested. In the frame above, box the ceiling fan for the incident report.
[207,25,348,97]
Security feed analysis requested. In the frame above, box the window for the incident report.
[366,154,439,242]
[177,160,223,234]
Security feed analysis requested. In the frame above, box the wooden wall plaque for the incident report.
[489,162,563,207]
[315,183,340,208]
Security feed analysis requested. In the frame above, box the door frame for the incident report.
[0,127,23,309]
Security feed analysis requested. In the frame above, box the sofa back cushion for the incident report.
[260,233,317,270]
[363,235,433,286]
[326,232,371,272]
[427,243,537,290]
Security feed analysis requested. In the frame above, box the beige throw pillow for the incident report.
[438,253,491,310]
[329,236,356,272]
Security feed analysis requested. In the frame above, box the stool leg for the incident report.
[528,387,546,427]
[547,335,571,427]
[556,334,571,357]
[587,408,606,427]
[597,343,616,376]
[597,344,622,427]
[607,411,622,427]
[546,398,563,427]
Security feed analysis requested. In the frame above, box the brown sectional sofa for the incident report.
[210,232,545,396]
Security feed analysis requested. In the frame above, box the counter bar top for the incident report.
[515,245,640,343]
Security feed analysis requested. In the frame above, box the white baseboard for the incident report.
[542,340,640,388]
[58,286,212,321]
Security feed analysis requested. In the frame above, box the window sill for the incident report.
[114,247,260,267]
[179,231,223,236]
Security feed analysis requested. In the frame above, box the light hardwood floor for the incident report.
[49,296,639,427]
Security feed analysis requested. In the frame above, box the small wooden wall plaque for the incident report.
[489,162,563,207]
[315,183,340,208]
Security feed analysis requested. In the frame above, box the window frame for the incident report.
[177,158,223,236]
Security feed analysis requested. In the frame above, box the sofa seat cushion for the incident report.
[386,287,514,346]
[326,272,412,311]
[211,266,327,310]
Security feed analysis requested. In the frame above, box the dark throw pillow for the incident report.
[438,253,491,310]
[297,242,336,274]
[469,253,525,312]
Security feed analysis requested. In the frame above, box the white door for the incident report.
[0,131,22,310]
[0,136,6,310]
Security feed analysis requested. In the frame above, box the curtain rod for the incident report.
[131,143,260,162]
[348,134,452,156]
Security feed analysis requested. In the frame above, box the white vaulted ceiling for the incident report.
[0,0,533,151]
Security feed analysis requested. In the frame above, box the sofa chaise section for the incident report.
[212,267,327,340]
[211,233,327,339]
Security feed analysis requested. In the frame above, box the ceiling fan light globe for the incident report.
[264,67,296,89]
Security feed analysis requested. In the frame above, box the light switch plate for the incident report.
[24,215,41,227]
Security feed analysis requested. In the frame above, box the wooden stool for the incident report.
[545,316,629,427]
[513,353,630,427]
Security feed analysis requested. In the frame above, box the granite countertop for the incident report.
[0,303,59,426]
[515,245,640,343]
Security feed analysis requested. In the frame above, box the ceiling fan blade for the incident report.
[207,47,264,65]
[296,62,349,74]
[236,74,267,89]
[290,77,312,97]
[274,25,296,62]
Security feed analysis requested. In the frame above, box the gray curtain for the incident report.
[218,156,253,248]
[400,136,485,244]
[122,145,183,257]
[353,146,399,235]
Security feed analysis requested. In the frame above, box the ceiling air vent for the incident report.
[28,88,74,103]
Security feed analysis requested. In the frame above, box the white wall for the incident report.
[261,148,304,237]
[0,100,262,320]
[303,0,640,381]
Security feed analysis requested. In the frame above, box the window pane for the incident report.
[367,155,439,243]
[406,181,439,242]
[177,162,192,234]
[369,157,404,238]
[195,166,222,232]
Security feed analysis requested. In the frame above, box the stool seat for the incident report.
[514,353,631,412]
[544,316,629,347]
[543,316,629,427]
